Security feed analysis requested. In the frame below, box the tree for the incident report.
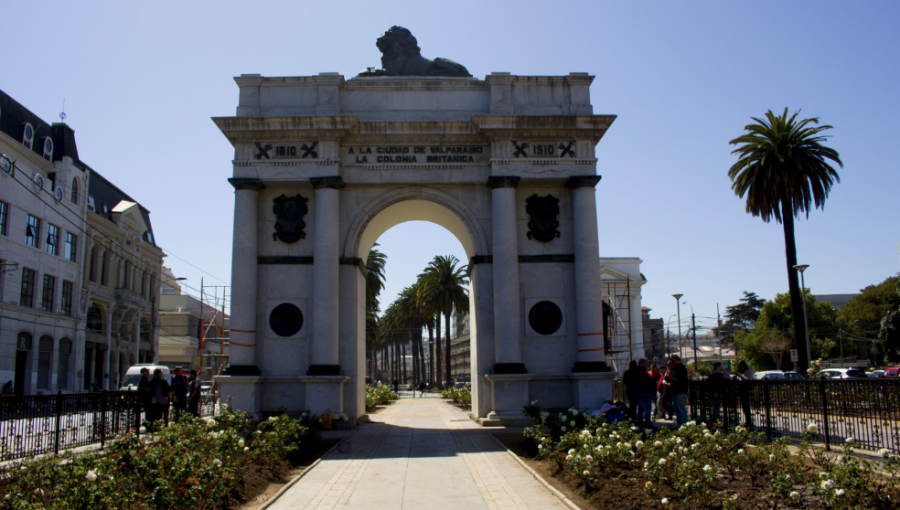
[718,292,766,345]
[365,246,387,378]
[757,332,792,370]
[879,310,900,363]
[838,276,900,338]
[418,255,469,389]
[728,108,843,374]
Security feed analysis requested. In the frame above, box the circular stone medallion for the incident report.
[528,301,563,335]
[269,303,303,337]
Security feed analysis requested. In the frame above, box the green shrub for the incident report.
[365,385,398,409]
[442,387,471,406]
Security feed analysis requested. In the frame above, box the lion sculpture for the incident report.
[358,26,471,77]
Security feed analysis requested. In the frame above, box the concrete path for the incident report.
[267,395,567,510]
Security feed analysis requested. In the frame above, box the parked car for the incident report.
[119,364,172,390]
[819,368,869,379]
[782,371,805,380]
[753,371,786,380]
[883,367,900,378]
[869,370,886,378]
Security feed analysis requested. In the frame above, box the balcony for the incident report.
[115,288,147,306]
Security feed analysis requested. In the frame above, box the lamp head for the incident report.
[793,264,809,273]
[672,293,684,300]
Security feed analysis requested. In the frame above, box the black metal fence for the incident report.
[612,379,900,454]
[0,391,216,463]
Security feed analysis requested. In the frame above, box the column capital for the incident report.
[310,176,345,190]
[487,176,521,189]
[228,177,265,191]
[566,175,602,189]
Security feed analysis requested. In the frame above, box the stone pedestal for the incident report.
[300,376,350,415]
[215,375,261,418]
[483,374,532,425]
[572,372,616,410]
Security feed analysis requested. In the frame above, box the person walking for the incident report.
[187,369,201,417]
[417,379,426,397]
[649,364,662,420]
[657,364,674,420]
[170,367,188,423]
[147,369,171,427]
[137,368,152,425]
[734,360,755,428]
[707,362,732,423]
[622,360,639,419]
[670,355,689,426]
[633,359,654,427]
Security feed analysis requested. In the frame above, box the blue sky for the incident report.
[3,1,898,335]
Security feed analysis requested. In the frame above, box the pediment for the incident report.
[111,201,148,231]
[599,265,646,284]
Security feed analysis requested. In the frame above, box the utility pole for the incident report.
[692,313,698,374]
[673,294,684,360]
[717,303,723,363]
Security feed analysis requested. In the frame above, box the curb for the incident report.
[255,437,347,510]
[489,434,582,510]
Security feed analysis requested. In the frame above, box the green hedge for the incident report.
[441,387,471,406]
[365,385,398,410]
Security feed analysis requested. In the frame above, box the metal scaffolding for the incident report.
[198,279,230,382]
[603,274,633,372]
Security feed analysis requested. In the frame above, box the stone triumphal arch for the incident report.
[214,29,621,424]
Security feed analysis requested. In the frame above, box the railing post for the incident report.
[763,380,772,442]
[135,395,141,439]
[100,390,108,448]
[54,389,63,455]
[819,379,830,452]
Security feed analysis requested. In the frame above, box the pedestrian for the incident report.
[707,362,732,422]
[137,368,152,425]
[734,360,755,428]
[633,359,654,427]
[187,369,201,417]
[670,355,689,426]
[622,360,639,419]
[147,369,171,427]
[170,367,188,423]
[649,364,662,419]
[1,381,13,396]
[660,362,676,419]
[392,379,399,393]
[418,379,426,397]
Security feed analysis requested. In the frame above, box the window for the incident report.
[42,138,53,160]
[87,195,95,212]
[37,336,53,390]
[20,268,35,308]
[58,338,72,390]
[41,275,55,312]
[62,280,74,316]
[100,252,107,286]
[25,215,40,248]
[22,123,34,149]
[0,201,7,236]
[64,233,77,262]
[46,224,59,255]
[89,247,96,282]
[70,178,78,204]
[87,305,103,333]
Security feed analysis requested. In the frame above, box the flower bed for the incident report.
[0,405,323,509]
[365,385,398,410]
[522,402,900,509]
[441,387,471,407]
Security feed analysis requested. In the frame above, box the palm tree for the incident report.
[728,108,842,374]
[365,246,387,377]
[418,255,469,388]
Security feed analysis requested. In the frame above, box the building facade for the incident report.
[449,313,471,382]
[0,89,164,394]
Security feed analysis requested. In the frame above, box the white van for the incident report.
[120,364,172,390]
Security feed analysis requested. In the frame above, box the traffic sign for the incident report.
[790,349,799,362]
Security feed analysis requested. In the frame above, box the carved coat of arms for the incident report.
[526,194,561,243]
[272,195,309,244]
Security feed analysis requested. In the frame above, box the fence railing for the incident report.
[0,391,216,463]
[612,378,900,455]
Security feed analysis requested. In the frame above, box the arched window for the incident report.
[42,138,53,161]
[17,332,32,350]
[22,123,34,149]
[140,318,151,343]
[37,336,53,390]
[58,338,72,390]
[70,178,78,204]
[87,305,104,333]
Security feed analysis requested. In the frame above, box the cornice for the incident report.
[212,116,359,145]
[566,175,602,189]
[310,176,345,190]
[471,115,616,143]
[228,177,265,191]
[487,176,520,189]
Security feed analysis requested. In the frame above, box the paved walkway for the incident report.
[267,395,567,510]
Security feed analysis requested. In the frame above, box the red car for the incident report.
[883,367,900,378]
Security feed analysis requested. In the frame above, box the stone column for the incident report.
[226,178,264,374]
[105,305,114,389]
[308,176,343,375]
[567,176,609,372]
[487,176,525,374]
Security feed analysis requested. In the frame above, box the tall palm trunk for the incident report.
[427,321,435,386]
[782,200,808,374]
[402,343,407,383]
[445,310,452,388]
[417,328,426,385]
[435,314,443,388]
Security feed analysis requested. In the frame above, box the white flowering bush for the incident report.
[522,401,900,508]
[0,407,323,509]
[441,387,472,406]
[365,385,399,410]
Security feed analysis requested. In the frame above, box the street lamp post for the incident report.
[666,314,677,358]
[672,294,683,360]
[793,264,811,368]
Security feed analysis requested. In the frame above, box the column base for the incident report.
[307,364,342,376]
[299,375,349,415]
[572,372,616,410]
[214,374,261,418]
[493,363,527,374]
[572,361,611,373]
[221,365,262,376]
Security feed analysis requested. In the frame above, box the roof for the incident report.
[87,168,157,246]
[0,88,80,163]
